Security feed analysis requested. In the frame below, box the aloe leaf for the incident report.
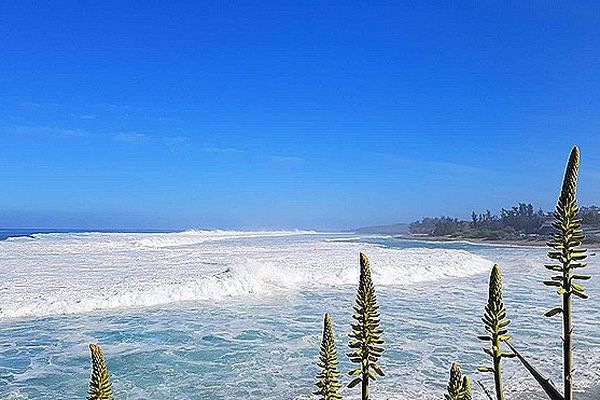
[348,377,361,388]
[506,342,564,400]
[476,380,494,400]
[545,307,563,317]
[572,274,591,280]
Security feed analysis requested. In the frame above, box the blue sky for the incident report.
[1,2,600,230]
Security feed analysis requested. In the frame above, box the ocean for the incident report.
[0,230,598,399]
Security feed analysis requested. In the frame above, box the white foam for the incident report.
[0,231,493,319]
[132,229,322,248]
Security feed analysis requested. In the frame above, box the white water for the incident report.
[0,230,491,319]
[1,231,599,400]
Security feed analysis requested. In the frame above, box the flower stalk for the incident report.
[545,146,589,400]
[87,343,113,400]
[315,313,342,400]
[477,264,513,400]
[347,253,384,400]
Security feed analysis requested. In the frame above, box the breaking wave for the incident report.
[0,231,493,319]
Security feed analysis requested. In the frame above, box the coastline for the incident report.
[392,234,600,250]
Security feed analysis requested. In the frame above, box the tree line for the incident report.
[409,203,600,240]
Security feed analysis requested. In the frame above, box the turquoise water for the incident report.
[0,233,599,399]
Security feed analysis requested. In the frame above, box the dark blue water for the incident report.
[0,228,174,241]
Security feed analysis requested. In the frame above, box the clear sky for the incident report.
[1,2,600,230]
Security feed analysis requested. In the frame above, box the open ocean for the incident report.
[0,230,598,399]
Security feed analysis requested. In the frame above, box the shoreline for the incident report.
[392,234,600,250]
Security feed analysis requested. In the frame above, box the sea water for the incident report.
[0,231,598,399]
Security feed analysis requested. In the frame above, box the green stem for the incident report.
[563,275,573,400]
[562,222,574,400]
[362,372,369,400]
[362,307,369,400]
[492,333,504,400]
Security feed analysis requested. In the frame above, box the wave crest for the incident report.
[0,232,492,319]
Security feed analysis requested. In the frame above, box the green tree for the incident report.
[315,313,342,400]
[87,343,113,400]
[348,253,384,400]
